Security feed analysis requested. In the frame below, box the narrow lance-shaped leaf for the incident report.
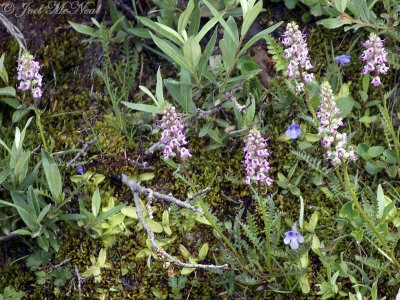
[182,36,201,71]
[41,149,62,202]
[178,0,194,38]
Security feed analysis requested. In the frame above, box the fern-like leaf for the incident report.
[265,35,288,72]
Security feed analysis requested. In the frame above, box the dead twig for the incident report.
[66,133,101,168]
[132,192,228,271]
[119,174,203,213]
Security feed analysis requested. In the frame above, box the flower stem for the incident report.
[378,84,400,169]
[341,158,400,269]
[298,66,317,123]
[33,100,48,152]
[258,182,272,272]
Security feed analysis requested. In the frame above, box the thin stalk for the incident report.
[258,182,272,272]
[341,159,400,269]
[335,168,346,190]
[33,100,48,152]
[298,66,317,122]
[378,84,400,168]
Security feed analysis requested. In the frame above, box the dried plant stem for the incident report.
[66,133,101,168]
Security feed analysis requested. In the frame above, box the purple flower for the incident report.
[285,123,302,139]
[281,22,314,93]
[158,106,190,161]
[317,82,356,165]
[334,55,351,66]
[360,33,389,87]
[77,166,84,175]
[242,128,273,186]
[284,222,304,250]
[17,51,44,98]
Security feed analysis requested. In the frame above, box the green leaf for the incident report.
[299,195,304,229]
[41,149,62,201]
[138,17,184,45]
[188,0,200,37]
[365,160,384,175]
[317,17,349,29]
[0,168,10,185]
[139,85,158,106]
[334,0,348,12]
[367,146,384,158]
[351,229,363,243]
[376,184,385,219]
[126,27,151,39]
[339,202,359,220]
[304,133,320,143]
[121,206,138,219]
[336,97,354,118]
[0,86,16,97]
[147,219,163,233]
[241,1,262,37]
[178,0,194,37]
[183,36,202,71]
[179,68,196,114]
[14,151,30,178]
[181,267,195,275]
[12,109,29,123]
[139,173,155,182]
[0,53,8,83]
[198,243,209,260]
[220,38,235,71]
[150,33,191,72]
[37,204,51,223]
[68,21,99,37]
[92,188,101,217]
[92,204,125,228]
[239,21,283,57]
[179,244,191,258]
[156,68,165,107]
[198,28,217,79]
[37,235,49,252]
[48,231,59,252]
[383,149,397,164]
[122,102,162,114]
[202,0,236,45]
[196,14,223,43]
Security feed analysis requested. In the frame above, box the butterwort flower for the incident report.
[360,33,389,87]
[281,22,314,93]
[285,122,302,139]
[158,105,191,161]
[77,166,84,175]
[284,222,304,250]
[242,128,273,186]
[334,55,351,66]
[17,51,44,98]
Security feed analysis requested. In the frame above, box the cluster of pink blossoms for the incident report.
[17,51,43,98]
[281,22,314,93]
[242,128,273,186]
[317,82,356,165]
[360,33,389,87]
[158,106,191,161]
